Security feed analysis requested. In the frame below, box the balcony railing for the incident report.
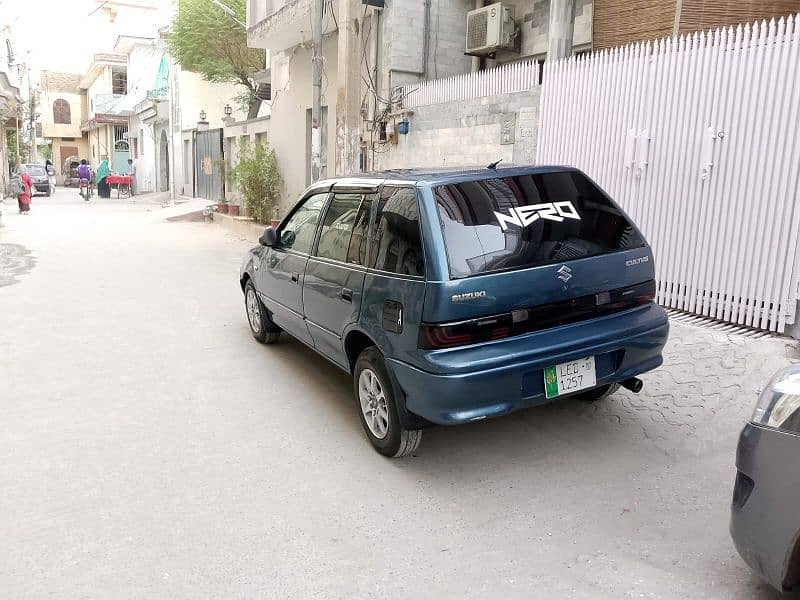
[247,0,317,51]
[248,0,286,27]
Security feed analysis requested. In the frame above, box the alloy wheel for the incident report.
[358,368,390,439]
[246,288,261,334]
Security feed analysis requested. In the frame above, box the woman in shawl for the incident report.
[96,160,111,198]
[17,167,32,214]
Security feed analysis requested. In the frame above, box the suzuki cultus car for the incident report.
[240,166,669,456]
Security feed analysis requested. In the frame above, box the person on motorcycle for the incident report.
[77,159,92,199]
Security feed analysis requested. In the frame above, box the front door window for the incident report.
[279,193,328,253]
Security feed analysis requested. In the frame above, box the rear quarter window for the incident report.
[434,171,645,278]
[369,187,425,277]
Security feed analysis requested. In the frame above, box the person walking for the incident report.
[96,159,111,198]
[127,158,136,196]
[17,167,32,214]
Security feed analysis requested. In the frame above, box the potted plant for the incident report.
[231,137,282,226]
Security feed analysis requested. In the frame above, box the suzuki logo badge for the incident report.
[557,265,572,283]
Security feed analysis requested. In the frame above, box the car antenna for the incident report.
[487,159,502,170]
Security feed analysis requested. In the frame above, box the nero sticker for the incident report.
[494,201,581,231]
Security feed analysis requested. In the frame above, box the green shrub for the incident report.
[231,137,281,224]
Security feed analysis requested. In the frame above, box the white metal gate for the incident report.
[537,15,800,333]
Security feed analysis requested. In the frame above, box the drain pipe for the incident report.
[471,0,484,72]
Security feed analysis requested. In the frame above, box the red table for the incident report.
[106,175,132,198]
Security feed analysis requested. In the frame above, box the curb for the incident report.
[211,211,265,243]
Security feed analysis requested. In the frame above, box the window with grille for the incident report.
[111,67,128,95]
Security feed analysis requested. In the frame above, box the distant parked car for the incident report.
[731,365,800,593]
[239,166,669,456]
[16,164,50,196]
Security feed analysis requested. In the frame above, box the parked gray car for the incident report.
[731,365,800,593]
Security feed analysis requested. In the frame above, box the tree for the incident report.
[231,138,282,224]
[169,0,266,119]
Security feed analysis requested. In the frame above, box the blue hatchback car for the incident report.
[240,166,669,456]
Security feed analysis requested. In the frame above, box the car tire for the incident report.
[244,280,281,344]
[354,347,422,458]
[576,383,620,402]
[45,188,51,197]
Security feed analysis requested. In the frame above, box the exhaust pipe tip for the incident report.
[621,377,644,393]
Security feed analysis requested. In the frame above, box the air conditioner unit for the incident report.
[465,2,517,56]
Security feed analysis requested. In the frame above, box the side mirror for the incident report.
[259,226,278,247]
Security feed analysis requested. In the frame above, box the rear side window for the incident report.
[434,171,645,278]
[369,187,425,277]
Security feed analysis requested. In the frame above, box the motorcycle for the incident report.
[79,178,93,201]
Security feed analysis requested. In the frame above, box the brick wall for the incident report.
[372,87,540,171]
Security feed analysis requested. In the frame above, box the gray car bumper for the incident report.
[730,422,800,592]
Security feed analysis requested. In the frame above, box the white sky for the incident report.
[1,0,174,74]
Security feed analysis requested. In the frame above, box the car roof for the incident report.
[308,165,579,191]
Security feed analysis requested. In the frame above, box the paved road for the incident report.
[1,188,797,599]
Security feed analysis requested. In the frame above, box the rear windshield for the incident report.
[434,171,645,278]
[27,166,46,176]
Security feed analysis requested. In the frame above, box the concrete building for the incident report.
[80,53,132,174]
[114,34,169,194]
[245,0,590,211]
[174,64,248,199]
[0,26,23,194]
[246,0,800,214]
[39,72,89,183]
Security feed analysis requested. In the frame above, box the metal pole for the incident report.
[27,62,37,163]
[167,60,176,204]
[311,0,323,182]
[15,111,20,164]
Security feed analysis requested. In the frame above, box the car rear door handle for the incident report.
[291,272,300,283]
[340,288,353,303]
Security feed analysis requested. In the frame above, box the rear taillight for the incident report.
[419,315,515,349]
[418,280,657,350]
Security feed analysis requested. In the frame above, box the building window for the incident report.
[111,67,128,95]
[53,99,71,124]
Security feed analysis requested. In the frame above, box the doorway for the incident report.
[159,130,169,192]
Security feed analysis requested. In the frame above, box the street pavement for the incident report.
[1,187,798,599]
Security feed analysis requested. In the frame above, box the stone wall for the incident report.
[372,87,540,171]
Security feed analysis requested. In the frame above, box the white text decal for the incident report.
[494,201,581,231]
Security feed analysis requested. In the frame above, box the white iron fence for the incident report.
[399,59,540,108]
[538,15,800,333]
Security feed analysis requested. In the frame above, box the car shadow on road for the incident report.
[254,331,660,470]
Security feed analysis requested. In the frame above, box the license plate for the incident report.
[544,356,597,399]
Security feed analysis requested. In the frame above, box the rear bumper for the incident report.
[33,183,49,192]
[730,422,800,592]
[388,304,669,425]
